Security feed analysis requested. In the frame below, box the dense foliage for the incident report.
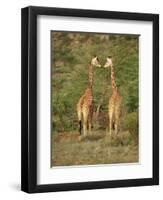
[51,32,139,132]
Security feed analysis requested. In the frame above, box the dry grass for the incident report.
[51,130,139,167]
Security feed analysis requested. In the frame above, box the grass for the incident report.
[51,130,139,167]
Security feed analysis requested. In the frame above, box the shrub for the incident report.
[51,32,139,133]
[124,112,138,141]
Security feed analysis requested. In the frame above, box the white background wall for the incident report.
[0,0,162,199]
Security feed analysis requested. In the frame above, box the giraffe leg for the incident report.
[114,116,120,135]
[88,107,93,134]
[115,123,118,135]
[108,98,114,136]
[83,108,88,137]
[114,103,121,135]
[109,118,112,136]
[109,110,113,136]
[88,117,92,134]
[83,123,87,137]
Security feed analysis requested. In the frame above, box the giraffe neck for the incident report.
[88,64,93,89]
[111,65,118,92]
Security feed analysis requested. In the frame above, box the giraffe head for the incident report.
[103,56,113,68]
[91,56,101,67]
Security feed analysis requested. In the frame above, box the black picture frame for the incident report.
[21,6,159,193]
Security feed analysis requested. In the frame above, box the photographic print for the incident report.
[51,31,139,167]
[21,6,159,193]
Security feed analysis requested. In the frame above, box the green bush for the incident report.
[124,112,138,139]
[51,32,139,133]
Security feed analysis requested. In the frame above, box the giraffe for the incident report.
[103,56,122,135]
[77,56,101,137]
